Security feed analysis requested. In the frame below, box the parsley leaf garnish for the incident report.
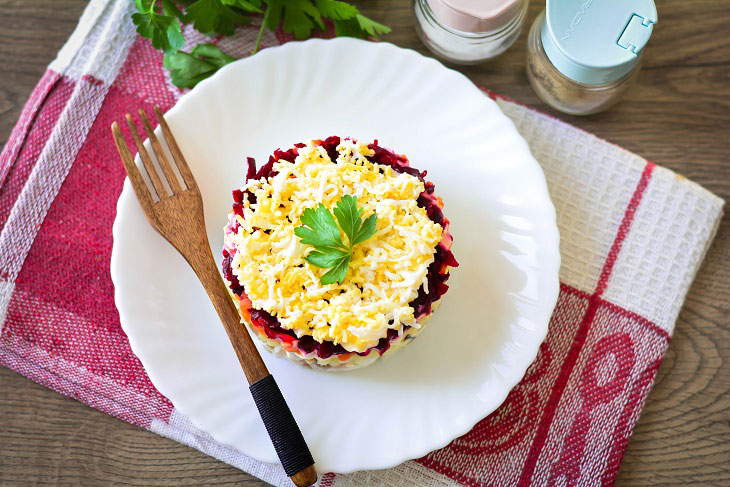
[131,0,391,88]
[295,203,344,249]
[295,195,377,285]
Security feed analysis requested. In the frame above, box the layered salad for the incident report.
[222,136,458,370]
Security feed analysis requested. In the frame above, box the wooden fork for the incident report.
[111,107,317,487]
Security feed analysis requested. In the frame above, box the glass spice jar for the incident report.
[414,0,529,65]
[526,0,657,116]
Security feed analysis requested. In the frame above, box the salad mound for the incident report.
[222,136,457,369]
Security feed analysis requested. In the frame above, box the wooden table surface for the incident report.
[1,0,728,485]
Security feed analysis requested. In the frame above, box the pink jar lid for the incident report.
[426,0,522,33]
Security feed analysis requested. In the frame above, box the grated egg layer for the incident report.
[226,139,443,352]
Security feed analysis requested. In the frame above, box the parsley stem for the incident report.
[252,4,270,55]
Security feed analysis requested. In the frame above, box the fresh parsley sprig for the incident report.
[131,0,391,88]
[295,195,377,285]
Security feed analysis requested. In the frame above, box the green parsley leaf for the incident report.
[320,254,351,285]
[353,213,377,245]
[186,0,252,36]
[295,203,344,248]
[296,195,377,284]
[220,0,263,13]
[132,0,185,54]
[304,248,349,268]
[266,0,325,39]
[263,0,283,31]
[332,194,377,246]
[133,0,390,87]
[334,14,391,39]
[163,43,235,88]
[160,0,185,20]
[353,14,391,37]
[193,43,236,62]
[313,0,357,20]
[333,194,362,245]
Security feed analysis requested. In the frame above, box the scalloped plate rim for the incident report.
[111,37,561,474]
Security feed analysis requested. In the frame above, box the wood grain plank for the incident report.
[0,367,267,486]
[1,0,728,486]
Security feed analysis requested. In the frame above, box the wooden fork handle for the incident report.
[188,247,317,487]
[112,108,315,484]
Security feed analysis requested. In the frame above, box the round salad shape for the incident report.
[222,136,458,369]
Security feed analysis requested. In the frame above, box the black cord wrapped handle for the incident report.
[249,374,315,477]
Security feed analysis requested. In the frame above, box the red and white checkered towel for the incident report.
[0,1,723,486]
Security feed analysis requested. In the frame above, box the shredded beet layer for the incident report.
[222,137,458,360]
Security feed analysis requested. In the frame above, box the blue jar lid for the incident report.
[542,0,657,85]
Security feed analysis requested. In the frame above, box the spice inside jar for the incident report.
[526,0,657,116]
[414,0,529,64]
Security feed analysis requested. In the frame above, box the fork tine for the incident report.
[111,122,156,213]
[138,108,183,194]
[154,106,197,191]
[125,114,168,200]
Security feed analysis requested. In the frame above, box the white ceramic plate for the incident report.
[111,38,560,474]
